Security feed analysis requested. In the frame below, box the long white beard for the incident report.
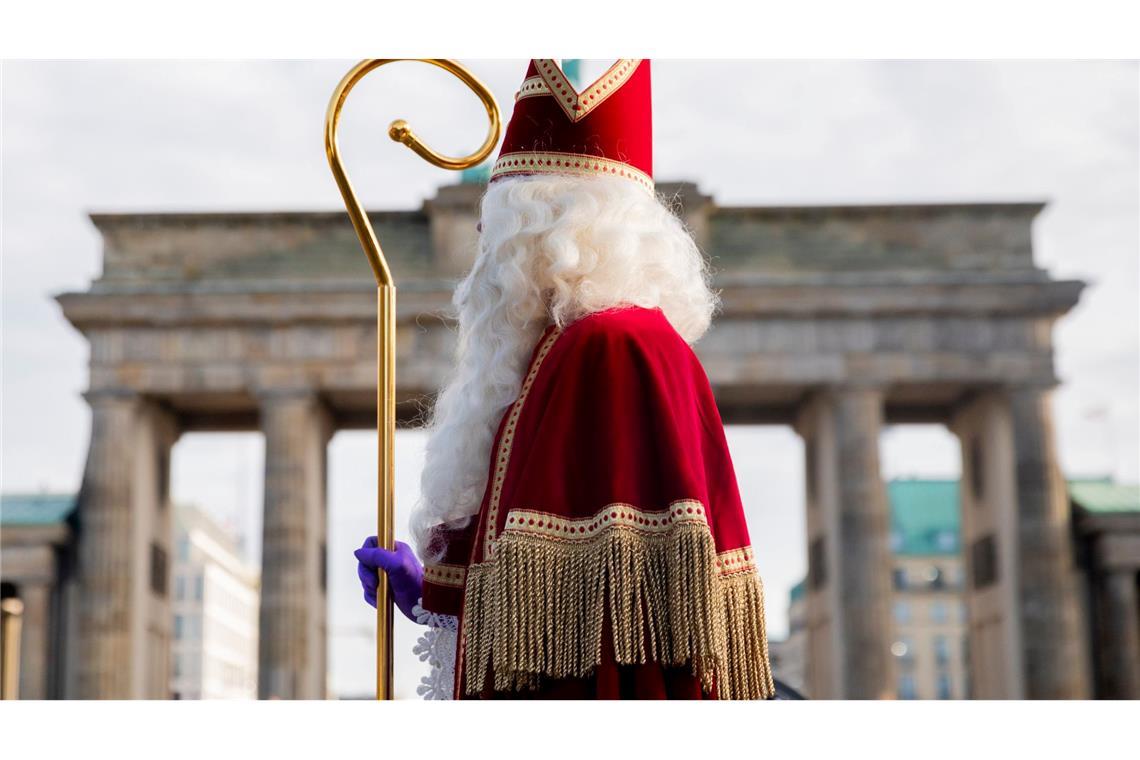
[410,174,717,561]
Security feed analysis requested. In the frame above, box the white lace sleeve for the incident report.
[412,599,458,700]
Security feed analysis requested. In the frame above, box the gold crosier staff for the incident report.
[324,60,501,700]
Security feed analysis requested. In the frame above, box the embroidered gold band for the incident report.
[503,502,757,577]
[504,500,706,540]
[483,328,563,558]
[515,76,549,101]
[490,151,654,194]
[715,546,756,577]
[423,563,467,588]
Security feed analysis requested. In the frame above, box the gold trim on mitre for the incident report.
[489,151,654,194]
[515,76,550,101]
[533,59,641,122]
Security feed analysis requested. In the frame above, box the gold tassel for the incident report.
[460,521,775,699]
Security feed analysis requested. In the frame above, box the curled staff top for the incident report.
[324,59,502,287]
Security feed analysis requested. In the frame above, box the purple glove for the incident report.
[354,537,424,622]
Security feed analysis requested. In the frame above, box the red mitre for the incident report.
[489,59,653,193]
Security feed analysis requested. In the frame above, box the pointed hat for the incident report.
[490,59,653,193]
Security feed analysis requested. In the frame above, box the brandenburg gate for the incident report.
[57,181,1090,699]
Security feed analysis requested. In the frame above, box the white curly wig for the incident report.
[411,174,718,560]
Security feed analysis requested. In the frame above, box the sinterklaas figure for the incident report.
[355,59,776,700]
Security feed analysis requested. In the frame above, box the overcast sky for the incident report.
[2,60,1137,698]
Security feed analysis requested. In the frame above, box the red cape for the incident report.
[422,305,774,699]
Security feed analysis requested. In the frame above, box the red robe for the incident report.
[421,305,774,699]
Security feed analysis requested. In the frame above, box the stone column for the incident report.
[796,387,895,699]
[951,392,1023,699]
[1097,569,1140,699]
[0,540,58,699]
[16,582,51,700]
[75,391,179,699]
[832,388,896,699]
[1007,386,1091,699]
[258,390,332,699]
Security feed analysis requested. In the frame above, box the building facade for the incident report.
[0,495,261,700]
[779,477,1139,699]
[887,480,969,700]
[1071,479,1140,699]
[169,504,259,700]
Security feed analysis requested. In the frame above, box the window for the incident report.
[930,601,948,624]
[808,537,827,590]
[971,534,998,589]
[194,575,204,601]
[934,635,951,665]
[937,672,953,700]
[893,601,911,624]
[177,537,190,563]
[175,576,186,601]
[969,435,985,503]
[150,543,168,597]
[898,674,917,700]
[935,531,957,552]
[156,448,169,510]
[174,614,184,639]
[805,437,817,504]
[892,568,907,591]
[925,565,944,589]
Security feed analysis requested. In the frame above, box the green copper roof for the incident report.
[1069,478,1140,514]
[459,162,492,185]
[888,479,961,556]
[0,493,77,526]
[561,59,582,87]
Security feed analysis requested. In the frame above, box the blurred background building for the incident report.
[1,175,1138,700]
[0,497,260,700]
[771,476,1139,698]
[885,480,969,701]
[170,504,259,700]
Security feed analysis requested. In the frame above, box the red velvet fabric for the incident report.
[423,305,756,699]
[468,305,752,568]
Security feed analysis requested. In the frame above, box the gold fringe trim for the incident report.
[460,521,775,699]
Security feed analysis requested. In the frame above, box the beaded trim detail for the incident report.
[503,502,758,577]
[503,501,706,540]
[515,76,549,101]
[533,59,641,122]
[482,328,563,559]
[715,546,756,577]
[489,151,654,194]
[423,562,467,589]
